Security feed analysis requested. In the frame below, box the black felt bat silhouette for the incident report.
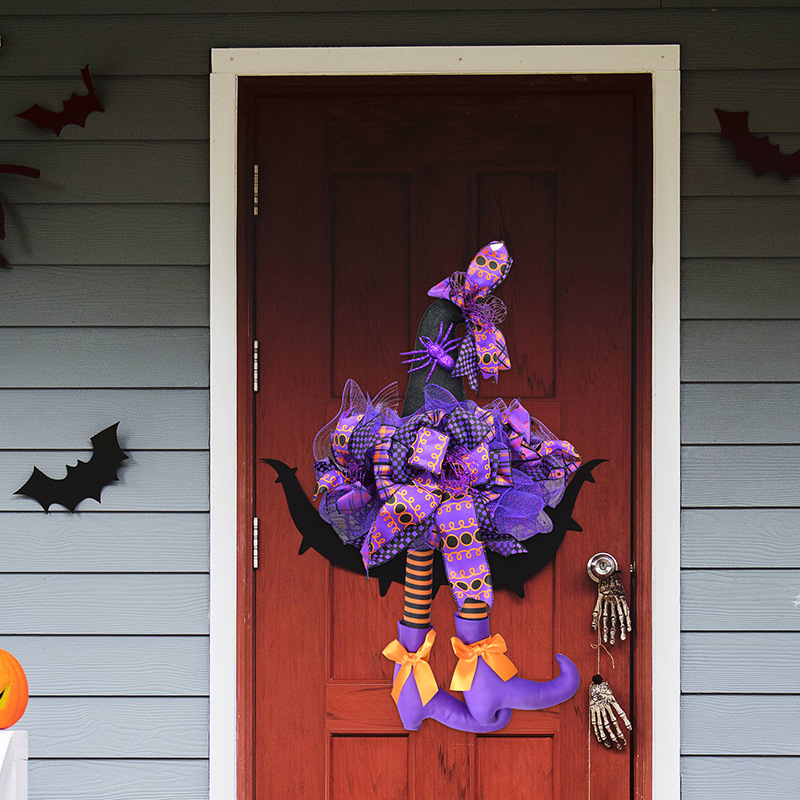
[15,423,128,512]
[263,457,604,599]
[0,164,41,268]
[715,109,800,180]
[17,65,104,136]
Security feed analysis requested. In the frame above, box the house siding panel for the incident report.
[682,696,800,755]
[0,205,209,265]
[682,570,800,630]
[6,636,209,696]
[682,632,800,693]
[1,266,209,326]
[0,574,209,634]
[2,512,209,572]
[0,329,209,387]
[28,760,209,800]
[0,4,797,799]
[682,321,800,381]
[682,509,800,567]
[21,698,209,758]
[681,446,800,506]
[0,390,209,447]
[682,384,800,443]
[681,259,800,318]
[681,757,800,800]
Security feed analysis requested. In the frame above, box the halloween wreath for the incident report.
[302,241,591,732]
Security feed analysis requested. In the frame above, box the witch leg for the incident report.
[449,599,580,727]
[382,549,512,733]
[402,549,435,628]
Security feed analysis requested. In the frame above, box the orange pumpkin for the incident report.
[0,649,28,729]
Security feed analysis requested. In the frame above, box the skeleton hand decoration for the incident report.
[591,570,632,645]
[589,675,632,750]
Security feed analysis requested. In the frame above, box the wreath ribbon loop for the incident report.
[363,403,497,609]
[428,241,513,390]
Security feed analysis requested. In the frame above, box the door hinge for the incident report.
[630,560,636,575]
[252,516,260,570]
[253,339,260,393]
[253,164,259,216]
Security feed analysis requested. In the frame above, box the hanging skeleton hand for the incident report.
[591,571,632,645]
[589,675,632,750]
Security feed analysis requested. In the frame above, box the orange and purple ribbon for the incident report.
[428,241,513,390]
[313,383,581,608]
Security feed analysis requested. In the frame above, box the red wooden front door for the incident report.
[241,75,651,800]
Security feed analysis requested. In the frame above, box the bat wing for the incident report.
[716,108,800,180]
[88,422,128,466]
[15,466,65,512]
[16,104,69,135]
[80,422,129,503]
[15,423,128,512]
[17,66,104,137]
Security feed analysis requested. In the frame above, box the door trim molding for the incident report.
[210,44,680,800]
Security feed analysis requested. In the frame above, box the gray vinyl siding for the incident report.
[0,3,798,799]
[0,6,212,797]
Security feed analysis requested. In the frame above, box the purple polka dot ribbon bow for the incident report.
[428,241,512,391]
[313,381,581,611]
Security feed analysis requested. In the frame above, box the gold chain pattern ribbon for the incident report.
[382,629,438,707]
[449,633,518,692]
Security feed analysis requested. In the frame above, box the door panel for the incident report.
[478,171,557,400]
[248,75,648,800]
[332,172,411,395]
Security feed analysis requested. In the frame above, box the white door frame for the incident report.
[209,45,680,800]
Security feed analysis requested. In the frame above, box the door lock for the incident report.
[587,552,619,583]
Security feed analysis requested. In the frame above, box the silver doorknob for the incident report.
[587,552,619,583]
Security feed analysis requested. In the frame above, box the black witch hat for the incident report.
[264,243,602,598]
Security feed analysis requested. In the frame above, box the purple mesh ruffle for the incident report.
[313,382,581,563]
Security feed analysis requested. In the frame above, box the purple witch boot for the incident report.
[450,615,580,727]
[382,622,512,733]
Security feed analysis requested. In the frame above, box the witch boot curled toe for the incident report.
[450,615,580,727]
[382,622,512,733]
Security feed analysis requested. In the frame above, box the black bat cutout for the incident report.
[263,457,605,599]
[17,65,104,136]
[15,423,128,512]
[0,164,41,268]
[715,109,800,180]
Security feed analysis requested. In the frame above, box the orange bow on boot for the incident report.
[450,615,580,727]
[450,633,518,691]
[381,622,512,733]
